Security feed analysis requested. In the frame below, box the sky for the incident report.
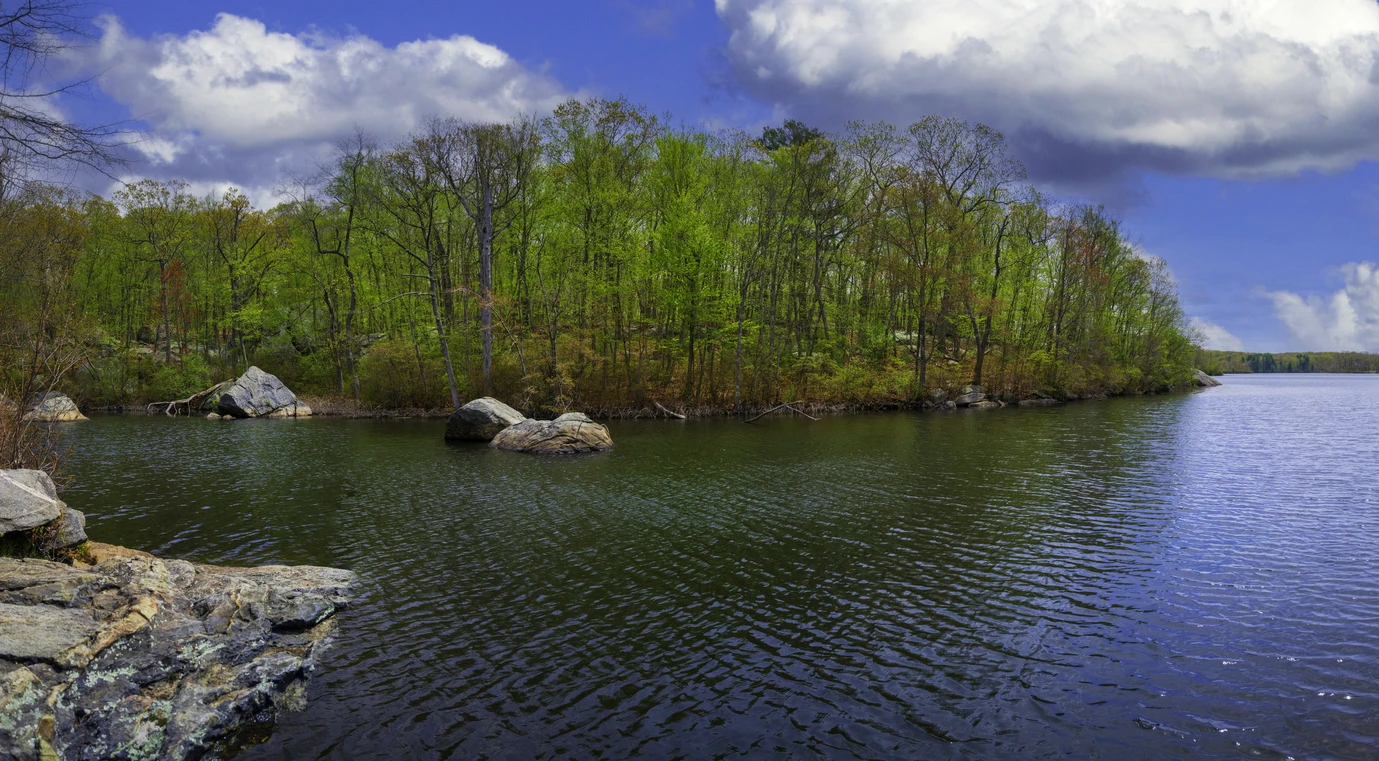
[41,0,1379,353]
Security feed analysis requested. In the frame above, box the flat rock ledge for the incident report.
[0,543,356,761]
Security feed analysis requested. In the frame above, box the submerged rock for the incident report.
[0,543,356,760]
[22,392,87,422]
[1194,369,1223,388]
[214,367,312,418]
[490,412,613,454]
[1018,398,1062,407]
[445,397,526,441]
[0,470,62,535]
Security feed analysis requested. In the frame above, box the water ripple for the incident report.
[58,374,1379,760]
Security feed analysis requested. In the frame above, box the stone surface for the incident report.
[967,400,1001,409]
[445,397,527,441]
[954,392,986,407]
[22,393,86,423]
[0,470,62,534]
[1194,369,1223,388]
[490,412,613,454]
[215,367,312,418]
[36,508,86,553]
[0,603,102,662]
[0,544,356,760]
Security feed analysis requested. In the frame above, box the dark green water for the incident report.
[63,375,1379,759]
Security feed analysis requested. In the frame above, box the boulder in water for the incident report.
[22,392,87,422]
[445,397,526,441]
[1194,369,1222,388]
[0,469,61,534]
[490,412,613,454]
[214,366,312,418]
[954,391,986,407]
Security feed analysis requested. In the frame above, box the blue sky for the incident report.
[58,0,1379,353]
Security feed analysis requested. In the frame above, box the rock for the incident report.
[0,470,62,534]
[968,400,1001,409]
[0,603,102,663]
[36,508,86,553]
[1018,398,1062,407]
[196,379,236,413]
[22,392,87,422]
[490,412,613,454]
[942,400,957,410]
[954,391,986,407]
[445,397,527,441]
[0,544,357,760]
[926,388,948,405]
[1194,369,1222,388]
[215,367,312,418]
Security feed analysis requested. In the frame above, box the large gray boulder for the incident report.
[1194,369,1223,388]
[0,544,357,760]
[445,397,526,441]
[0,470,61,534]
[954,391,986,407]
[22,392,86,422]
[215,366,312,418]
[490,412,613,454]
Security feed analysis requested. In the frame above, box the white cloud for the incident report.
[80,14,571,189]
[1189,317,1245,351]
[1268,262,1379,351]
[715,0,1379,181]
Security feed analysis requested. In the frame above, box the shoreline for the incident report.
[0,542,357,760]
[84,381,1213,422]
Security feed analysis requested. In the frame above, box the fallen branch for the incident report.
[653,401,686,420]
[148,380,226,417]
[744,401,819,423]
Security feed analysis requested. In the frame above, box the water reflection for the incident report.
[63,375,1379,759]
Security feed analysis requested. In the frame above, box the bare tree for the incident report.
[422,116,539,395]
[0,0,126,171]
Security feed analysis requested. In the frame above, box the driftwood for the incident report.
[653,401,686,420]
[148,381,225,417]
[744,401,819,423]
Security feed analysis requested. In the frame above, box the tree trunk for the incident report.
[479,179,494,395]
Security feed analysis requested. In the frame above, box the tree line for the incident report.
[1197,350,1379,375]
[3,99,1197,414]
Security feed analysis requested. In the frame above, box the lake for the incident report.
[63,374,1379,760]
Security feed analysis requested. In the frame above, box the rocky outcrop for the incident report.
[22,393,87,423]
[0,543,356,760]
[490,412,613,454]
[445,397,526,442]
[1194,369,1223,388]
[0,470,87,555]
[213,367,312,419]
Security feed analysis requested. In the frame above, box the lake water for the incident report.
[63,374,1379,760]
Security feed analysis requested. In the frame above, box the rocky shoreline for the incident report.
[0,543,356,761]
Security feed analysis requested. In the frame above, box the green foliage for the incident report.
[1197,350,1379,374]
[1,99,1204,414]
[357,339,453,409]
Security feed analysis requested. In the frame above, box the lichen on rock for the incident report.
[0,543,356,760]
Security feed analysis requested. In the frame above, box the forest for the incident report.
[1,100,1198,416]
[1197,350,1379,375]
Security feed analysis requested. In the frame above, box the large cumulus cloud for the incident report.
[81,14,571,197]
[715,0,1379,184]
